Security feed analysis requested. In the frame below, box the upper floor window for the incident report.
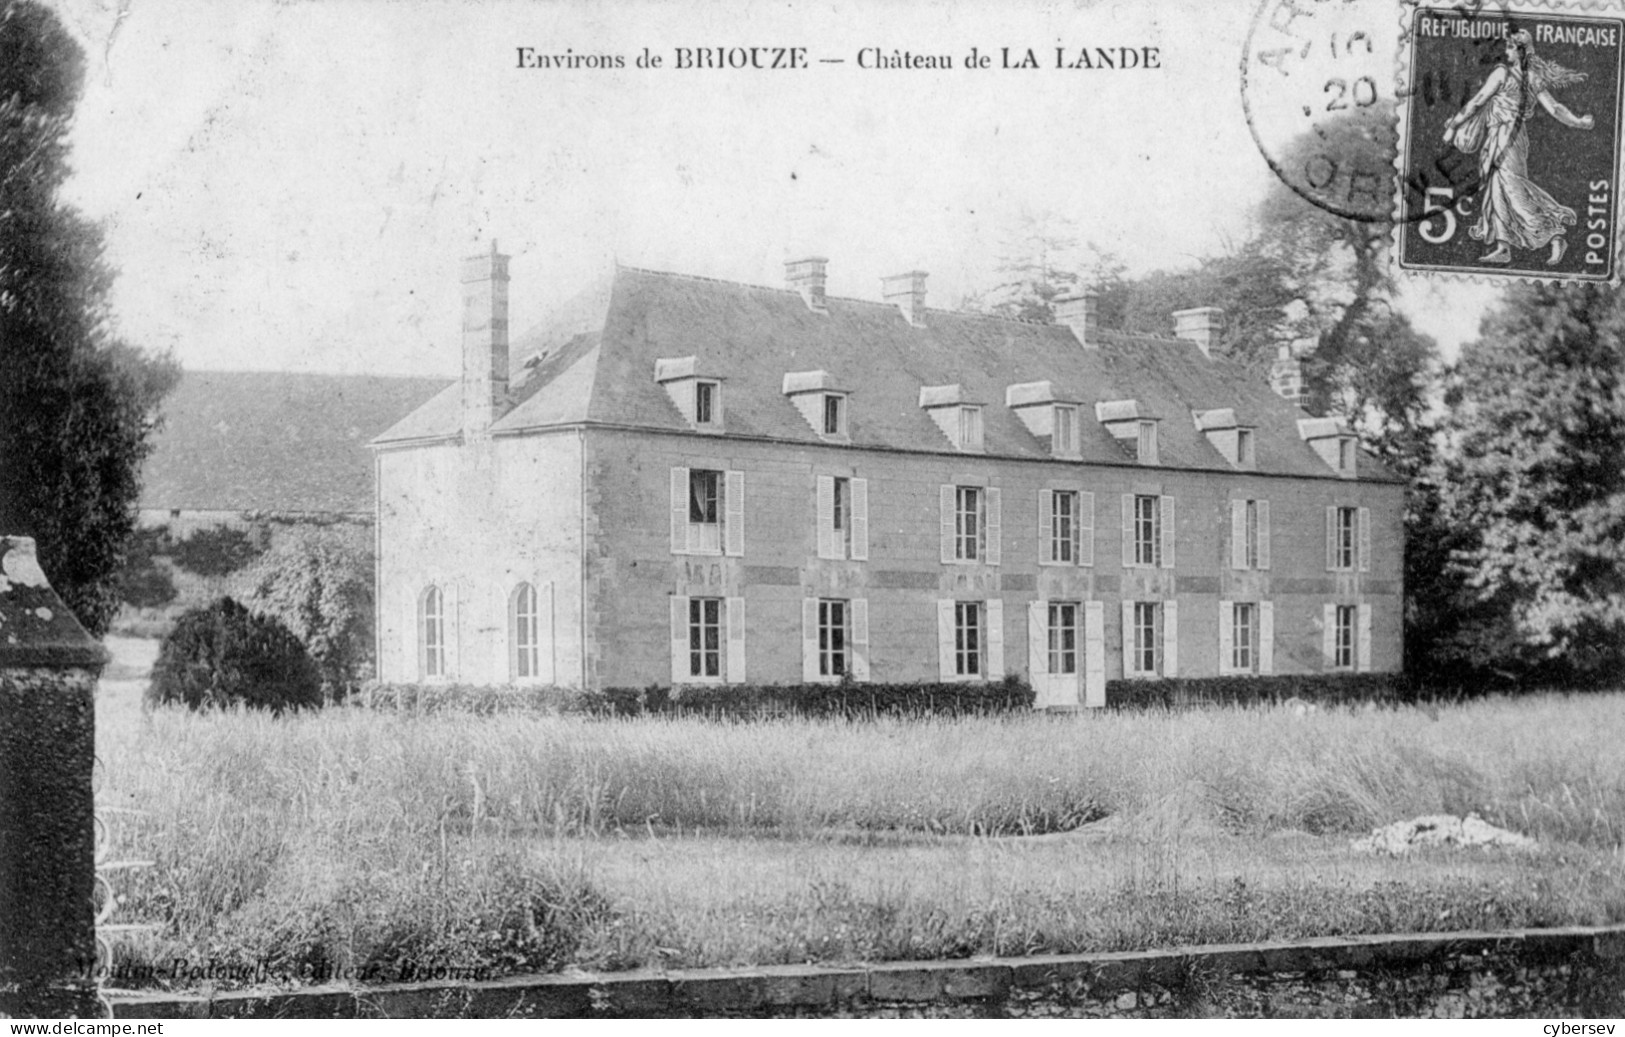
[1052,490,1077,564]
[419,585,445,679]
[672,466,744,556]
[823,393,848,436]
[940,484,1001,565]
[694,380,719,427]
[958,406,984,451]
[1132,495,1159,567]
[956,486,981,561]
[1231,499,1271,571]
[510,582,539,680]
[1327,505,1369,571]
[816,474,869,560]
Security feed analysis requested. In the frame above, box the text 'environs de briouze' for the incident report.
[515,46,1164,72]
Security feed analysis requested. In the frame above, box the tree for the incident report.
[0,1,178,635]
[1434,283,1625,685]
[972,211,1125,323]
[246,523,376,696]
[147,597,323,713]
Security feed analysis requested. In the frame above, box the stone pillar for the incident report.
[0,536,107,1018]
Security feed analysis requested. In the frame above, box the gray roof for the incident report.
[375,266,1394,483]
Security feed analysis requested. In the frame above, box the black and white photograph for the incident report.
[1,0,1622,1023]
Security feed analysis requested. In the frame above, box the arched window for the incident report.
[419,586,444,678]
[510,582,539,680]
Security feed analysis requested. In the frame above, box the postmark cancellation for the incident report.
[1396,2,1625,284]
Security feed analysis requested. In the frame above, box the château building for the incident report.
[370,245,1402,706]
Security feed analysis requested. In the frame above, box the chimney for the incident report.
[1053,293,1098,346]
[1173,306,1224,358]
[881,270,927,326]
[1270,343,1306,404]
[785,257,829,313]
[461,240,511,438]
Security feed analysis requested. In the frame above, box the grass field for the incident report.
[93,638,1625,990]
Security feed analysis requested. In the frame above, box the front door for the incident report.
[1030,601,1081,708]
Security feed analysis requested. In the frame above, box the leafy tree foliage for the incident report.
[246,523,375,695]
[1434,284,1625,685]
[169,524,267,578]
[0,1,178,635]
[970,211,1125,323]
[114,525,177,609]
[147,597,323,713]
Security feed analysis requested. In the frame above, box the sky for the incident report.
[49,0,1503,378]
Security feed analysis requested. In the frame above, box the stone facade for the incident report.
[373,249,1404,701]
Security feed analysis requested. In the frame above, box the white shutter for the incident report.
[1231,501,1248,570]
[802,598,820,682]
[1257,500,1271,570]
[724,470,745,557]
[726,596,746,682]
[850,478,869,561]
[1357,602,1372,672]
[1162,599,1179,677]
[1160,496,1176,569]
[986,599,1005,677]
[937,599,956,679]
[1218,600,1234,675]
[1121,494,1134,568]
[1028,600,1049,677]
[1121,600,1135,676]
[671,467,689,555]
[1358,507,1371,573]
[1259,601,1275,675]
[1038,490,1055,565]
[1326,506,1337,570]
[1079,491,1095,567]
[985,488,1002,566]
[1322,603,1337,668]
[940,485,956,564]
[816,476,836,559]
[670,596,689,685]
[1083,602,1106,707]
[851,598,870,681]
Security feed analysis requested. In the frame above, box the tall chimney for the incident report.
[1270,343,1306,404]
[1173,306,1224,358]
[881,270,927,327]
[1053,293,1098,346]
[461,240,510,438]
[785,257,829,313]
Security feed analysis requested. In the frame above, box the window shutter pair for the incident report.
[936,599,1003,679]
[669,595,746,683]
[1039,489,1095,566]
[938,485,1000,564]
[1119,494,1175,568]
[815,475,869,560]
[669,466,745,555]
[800,598,871,681]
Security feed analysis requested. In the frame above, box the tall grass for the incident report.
[96,693,1625,987]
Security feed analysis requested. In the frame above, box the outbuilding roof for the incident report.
[373,265,1395,482]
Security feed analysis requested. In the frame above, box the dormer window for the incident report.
[1136,421,1159,465]
[1237,428,1256,468]
[1338,436,1355,475]
[958,406,984,451]
[656,357,725,434]
[823,393,848,436]
[1053,404,1079,458]
[1297,417,1357,478]
[920,384,986,454]
[695,380,719,427]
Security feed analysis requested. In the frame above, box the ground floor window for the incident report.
[1334,604,1355,670]
[1231,601,1255,673]
[955,600,983,676]
[419,585,444,678]
[1048,601,1078,674]
[1130,601,1160,676]
[511,582,538,679]
[689,597,722,678]
[819,598,848,678]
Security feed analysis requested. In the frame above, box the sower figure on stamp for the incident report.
[1442,29,1595,265]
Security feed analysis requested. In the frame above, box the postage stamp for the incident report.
[1395,2,1625,283]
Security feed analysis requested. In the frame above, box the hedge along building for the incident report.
[371,245,1403,706]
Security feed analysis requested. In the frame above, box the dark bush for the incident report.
[169,524,267,578]
[115,526,176,608]
[608,675,1035,720]
[147,597,323,713]
[1107,672,1413,710]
